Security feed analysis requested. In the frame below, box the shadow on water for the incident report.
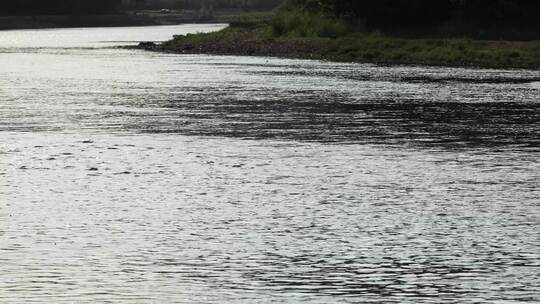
[124,91,540,149]
[150,251,537,301]
[256,68,540,85]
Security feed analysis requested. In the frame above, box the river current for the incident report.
[0,24,539,303]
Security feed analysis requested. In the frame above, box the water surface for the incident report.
[0,24,539,303]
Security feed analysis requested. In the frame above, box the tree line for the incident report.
[287,0,540,29]
[131,0,283,10]
[0,0,283,15]
[2,0,539,37]
[282,0,540,39]
[0,0,123,15]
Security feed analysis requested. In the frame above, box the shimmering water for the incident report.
[0,25,539,303]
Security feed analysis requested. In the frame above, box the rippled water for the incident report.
[1,25,539,303]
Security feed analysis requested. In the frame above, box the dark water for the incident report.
[0,25,539,303]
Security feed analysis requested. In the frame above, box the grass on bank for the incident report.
[161,10,540,69]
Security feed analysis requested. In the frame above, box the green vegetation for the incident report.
[279,0,540,40]
[270,8,347,38]
[157,1,540,69]
[161,23,540,68]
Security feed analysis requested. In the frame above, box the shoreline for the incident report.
[0,14,161,30]
[137,24,540,70]
[0,11,270,31]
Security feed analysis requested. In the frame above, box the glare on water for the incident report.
[0,25,539,303]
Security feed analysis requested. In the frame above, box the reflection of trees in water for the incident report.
[126,87,540,148]
[158,249,518,299]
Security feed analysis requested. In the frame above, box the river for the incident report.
[0,24,539,303]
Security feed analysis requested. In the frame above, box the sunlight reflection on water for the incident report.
[0,25,539,303]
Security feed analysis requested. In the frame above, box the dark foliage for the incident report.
[123,0,283,11]
[0,1,283,15]
[0,0,122,15]
[283,0,540,39]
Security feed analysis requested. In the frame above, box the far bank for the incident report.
[139,22,540,70]
[0,10,270,31]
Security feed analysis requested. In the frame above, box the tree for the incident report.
[0,0,122,15]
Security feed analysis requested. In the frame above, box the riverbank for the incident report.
[0,14,156,30]
[146,23,540,69]
[0,10,271,31]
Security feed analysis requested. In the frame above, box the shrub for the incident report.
[271,8,349,38]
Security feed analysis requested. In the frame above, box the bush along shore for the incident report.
[140,22,540,69]
[139,1,540,69]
